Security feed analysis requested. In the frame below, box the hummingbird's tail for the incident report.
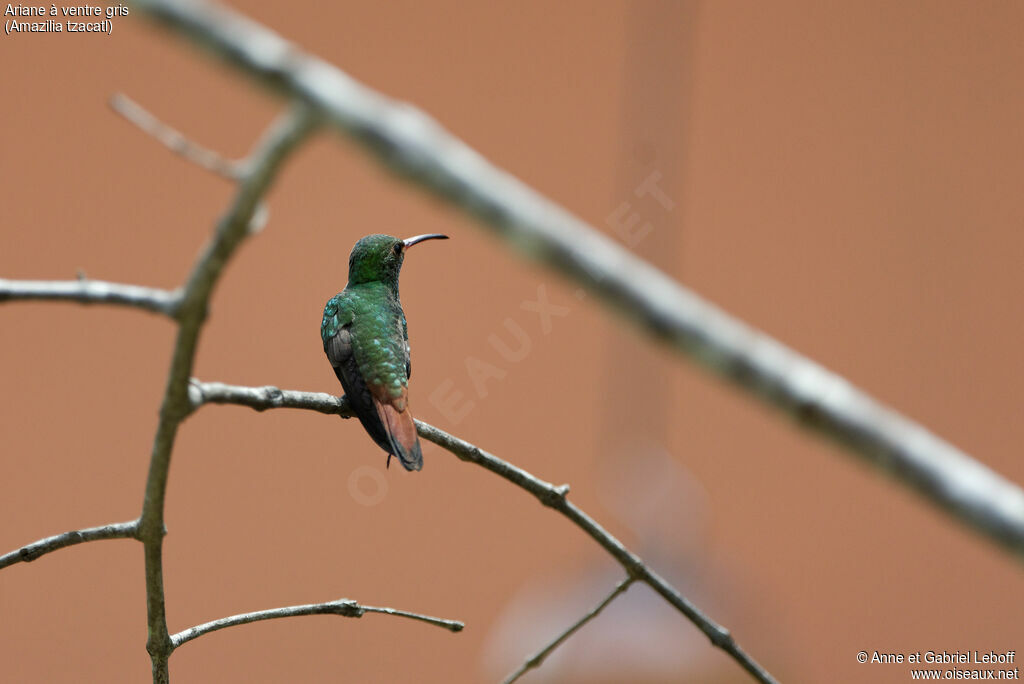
[374,400,423,471]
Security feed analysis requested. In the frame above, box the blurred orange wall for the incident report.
[1,2,1021,682]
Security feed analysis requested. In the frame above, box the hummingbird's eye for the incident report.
[392,242,403,255]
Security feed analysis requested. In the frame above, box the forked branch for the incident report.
[1,94,465,684]
[187,379,779,684]
[118,99,319,684]
[130,0,1024,557]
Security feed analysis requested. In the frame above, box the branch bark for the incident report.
[0,520,139,570]
[170,599,462,649]
[503,576,634,684]
[187,380,347,416]
[188,380,779,684]
[0,278,181,317]
[129,0,1024,557]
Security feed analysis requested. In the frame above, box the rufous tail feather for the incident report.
[373,399,423,471]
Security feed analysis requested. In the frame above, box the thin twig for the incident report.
[187,380,778,684]
[0,278,182,318]
[360,604,465,632]
[136,105,318,684]
[0,520,139,570]
[129,0,1024,557]
[170,598,463,649]
[110,93,243,180]
[110,92,274,233]
[503,576,634,684]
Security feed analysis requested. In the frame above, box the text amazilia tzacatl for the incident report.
[321,233,449,471]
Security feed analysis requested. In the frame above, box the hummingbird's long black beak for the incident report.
[402,233,449,249]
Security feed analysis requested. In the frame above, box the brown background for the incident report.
[1,2,1022,683]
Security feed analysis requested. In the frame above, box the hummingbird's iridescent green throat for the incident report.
[321,233,449,471]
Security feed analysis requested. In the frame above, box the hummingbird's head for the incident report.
[347,233,449,286]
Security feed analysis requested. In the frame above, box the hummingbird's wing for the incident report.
[402,313,411,379]
[324,326,397,461]
[323,313,422,472]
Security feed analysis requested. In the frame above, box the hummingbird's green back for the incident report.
[322,283,408,402]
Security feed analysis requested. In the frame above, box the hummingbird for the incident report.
[321,233,449,471]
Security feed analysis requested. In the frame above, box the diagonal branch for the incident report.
[136,105,318,684]
[415,425,775,684]
[187,379,778,684]
[110,93,242,180]
[0,520,139,571]
[503,576,634,684]
[0,278,182,318]
[129,0,1024,557]
[170,598,463,650]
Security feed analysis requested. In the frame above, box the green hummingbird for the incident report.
[321,233,449,471]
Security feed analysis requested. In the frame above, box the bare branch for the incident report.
[110,93,242,180]
[187,380,778,684]
[170,598,462,650]
[128,0,1024,557]
[0,520,139,570]
[359,604,465,632]
[414,426,776,684]
[503,576,634,684]
[0,278,182,318]
[136,104,318,684]
[187,380,349,417]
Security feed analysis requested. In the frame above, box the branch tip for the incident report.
[110,92,243,180]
